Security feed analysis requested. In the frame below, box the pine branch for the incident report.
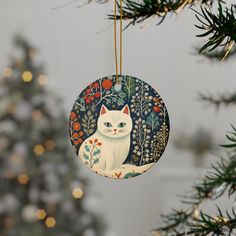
[194,46,236,61]
[188,208,236,236]
[194,3,236,60]
[108,0,216,27]
[155,207,236,235]
[199,92,236,108]
[153,126,236,235]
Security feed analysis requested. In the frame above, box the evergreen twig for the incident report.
[108,0,216,26]
[153,126,236,235]
[199,92,236,108]
[194,3,236,60]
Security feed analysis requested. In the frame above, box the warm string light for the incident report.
[33,144,45,156]
[3,67,13,77]
[18,174,29,185]
[22,71,33,82]
[45,217,56,228]
[33,140,55,156]
[72,187,84,199]
[214,216,229,223]
[38,75,48,85]
[32,110,43,121]
[36,209,47,220]
[45,140,55,151]
[193,206,199,219]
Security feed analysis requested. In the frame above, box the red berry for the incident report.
[94,82,99,88]
[153,97,159,103]
[72,132,79,138]
[86,89,91,94]
[102,79,112,89]
[153,106,161,112]
[91,96,94,101]
[85,99,90,104]
[70,112,77,120]
[95,92,101,98]
[73,122,81,131]
[74,140,79,145]
[89,140,93,144]
[94,138,98,143]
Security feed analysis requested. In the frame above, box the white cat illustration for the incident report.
[79,104,133,171]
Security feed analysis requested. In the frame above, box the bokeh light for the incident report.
[38,75,48,85]
[18,174,29,185]
[22,71,33,82]
[45,217,56,228]
[32,110,43,121]
[36,209,47,220]
[33,145,45,156]
[3,67,13,77]
[72,187,84,199]
[45,140,55,151]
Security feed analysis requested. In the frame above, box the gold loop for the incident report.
[114,0,122,83]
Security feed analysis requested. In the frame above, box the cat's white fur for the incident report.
[79,104,133,170]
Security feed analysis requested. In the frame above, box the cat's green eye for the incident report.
[104,122,112,128]
[118,122,126,128]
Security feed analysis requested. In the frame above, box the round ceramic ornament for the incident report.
[69,75,170,179]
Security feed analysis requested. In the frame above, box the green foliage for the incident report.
[153,126,236,235]
[199,92,236,108]
[81,110,96,136]
[122,76,136,100]
[194,3,236,60]
[107,0,236,60]
[85,144,90,152]
[0,36,105,236]
[108,0,215,27]
[93,149,101,156]
[146,111,160,131]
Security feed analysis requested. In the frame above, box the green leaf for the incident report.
[93,158,100,164]
[83,153,89,160]
[93,149,101,156]
[85,145,90,152]
[123,76,136,100]
[124,172,141,179]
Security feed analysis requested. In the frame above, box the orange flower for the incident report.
[73,122,81,131]
[70,112,77,120]
[102,79,112,89]
[94,138,98,143]
[74,140,79,145]
[78,138,83,143]
[72,133,79,138]
[153,97,159,103]
[89,140,93,144]
[97,142,102,146]
[79,131,84,136]
[153,106,161,113]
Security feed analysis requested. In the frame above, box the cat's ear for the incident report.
[100,105,109,115]
[121,105,130,115]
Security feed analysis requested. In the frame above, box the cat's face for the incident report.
[97,105,132,138]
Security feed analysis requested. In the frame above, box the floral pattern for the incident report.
[69,75,170,178]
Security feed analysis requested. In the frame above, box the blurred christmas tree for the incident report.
[0,36,104,236]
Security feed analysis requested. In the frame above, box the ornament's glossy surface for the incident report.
[69,75,170,179]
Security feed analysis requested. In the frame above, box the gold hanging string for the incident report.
[114,0,123,83]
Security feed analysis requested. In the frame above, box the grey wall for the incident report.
[0,1,235,235]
